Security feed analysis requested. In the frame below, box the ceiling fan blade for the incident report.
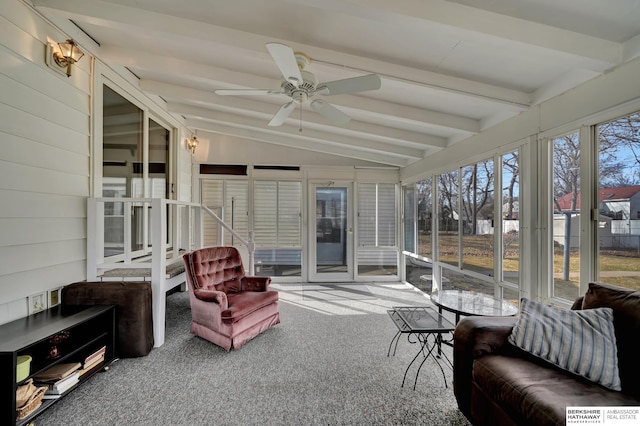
[268,101,296,126]
[265,42,303,87]
[215,89,281,96]
[317,74,381,96]
[310,100,350,125]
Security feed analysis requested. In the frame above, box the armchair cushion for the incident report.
[222,290,279,322]
[508,298,621,391]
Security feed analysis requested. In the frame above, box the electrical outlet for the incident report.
[28,292,47,315]
[48,287,62,307]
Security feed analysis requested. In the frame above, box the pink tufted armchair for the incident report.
[183,246,280,351]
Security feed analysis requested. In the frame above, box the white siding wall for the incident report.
[0,0,91,323]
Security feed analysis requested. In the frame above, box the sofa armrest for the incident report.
[241,276,272,291]
[193,288,228,309]
[453,315,518,418]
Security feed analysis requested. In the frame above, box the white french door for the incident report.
[309,182,354,281]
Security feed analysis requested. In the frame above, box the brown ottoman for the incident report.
[62,281,153,357]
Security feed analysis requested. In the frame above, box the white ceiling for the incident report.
[32,0,640,168]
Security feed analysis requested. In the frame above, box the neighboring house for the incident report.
[555,185,640,219]
[555,185,640,249]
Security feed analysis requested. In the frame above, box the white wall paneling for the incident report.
[0,0,90,322]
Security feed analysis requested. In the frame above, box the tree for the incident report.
[461,160,494,234]
[438,171,458,232]
[553,133,581,211]
[502,151,519,219]
[598,113,640,186]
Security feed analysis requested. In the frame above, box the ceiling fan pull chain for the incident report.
[299,104,303,132]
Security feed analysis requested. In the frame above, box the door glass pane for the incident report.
[461,160,494,276]
[357,183,397,276]
[253,180,302,277]
[551,132,581,301]
[102,86,143,256]
[438,170,459,267]
[502,151,520,285]
[316,187,347,273]
[597,112,640,291]
[148,118,169,198]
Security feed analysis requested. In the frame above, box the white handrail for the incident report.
[200,204,255,275]
[88,197,256,277]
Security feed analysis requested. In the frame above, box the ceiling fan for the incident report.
[214,42,381,127]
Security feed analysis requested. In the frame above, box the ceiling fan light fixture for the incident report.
[221,42,382,127]
[291,91,307,103]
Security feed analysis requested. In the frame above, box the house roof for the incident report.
[32,0,640,167]
[555,185,640,210]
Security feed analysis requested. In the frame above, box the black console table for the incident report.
[0,305,116,425]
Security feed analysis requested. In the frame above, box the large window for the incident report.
[102,86,171,257]
[551,132,581,301]
[403,178,433,292]
[417,178,433,260]
[403,151,521,297]
[597,112,640,291]
[437,171,459,267]
[254,180,302,277]
[501,151,520,286]
[461,159,494,276]
[357,183,397,276]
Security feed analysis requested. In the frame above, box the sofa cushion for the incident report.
[473,355,638,426]
[508,298,621,390]
[582,282,640,397]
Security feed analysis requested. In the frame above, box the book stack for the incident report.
[33,362,81,399]
[78,346,106,376]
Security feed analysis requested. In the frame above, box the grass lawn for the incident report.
[416,233,640,293]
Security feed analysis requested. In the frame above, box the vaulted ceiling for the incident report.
[32,0,640,167]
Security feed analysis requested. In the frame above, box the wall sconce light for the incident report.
[188,135,199,154]
[48,39,85,77]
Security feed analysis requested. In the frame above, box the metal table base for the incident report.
[387,307,454,389]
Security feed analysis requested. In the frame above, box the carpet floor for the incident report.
[35,282,472,426]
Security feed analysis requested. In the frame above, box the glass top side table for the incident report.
[430,290,519,324]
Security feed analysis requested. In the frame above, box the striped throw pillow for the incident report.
[508,298,621,391]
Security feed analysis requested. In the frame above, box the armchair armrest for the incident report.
[241,276,272,291]
[453,315,518,417]
[193,288,228,310]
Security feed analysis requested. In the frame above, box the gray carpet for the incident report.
[35,282,471,426]
[301,283,376,301]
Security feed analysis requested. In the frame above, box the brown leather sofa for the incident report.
[183,246,280,351]
[453,282,640,426]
